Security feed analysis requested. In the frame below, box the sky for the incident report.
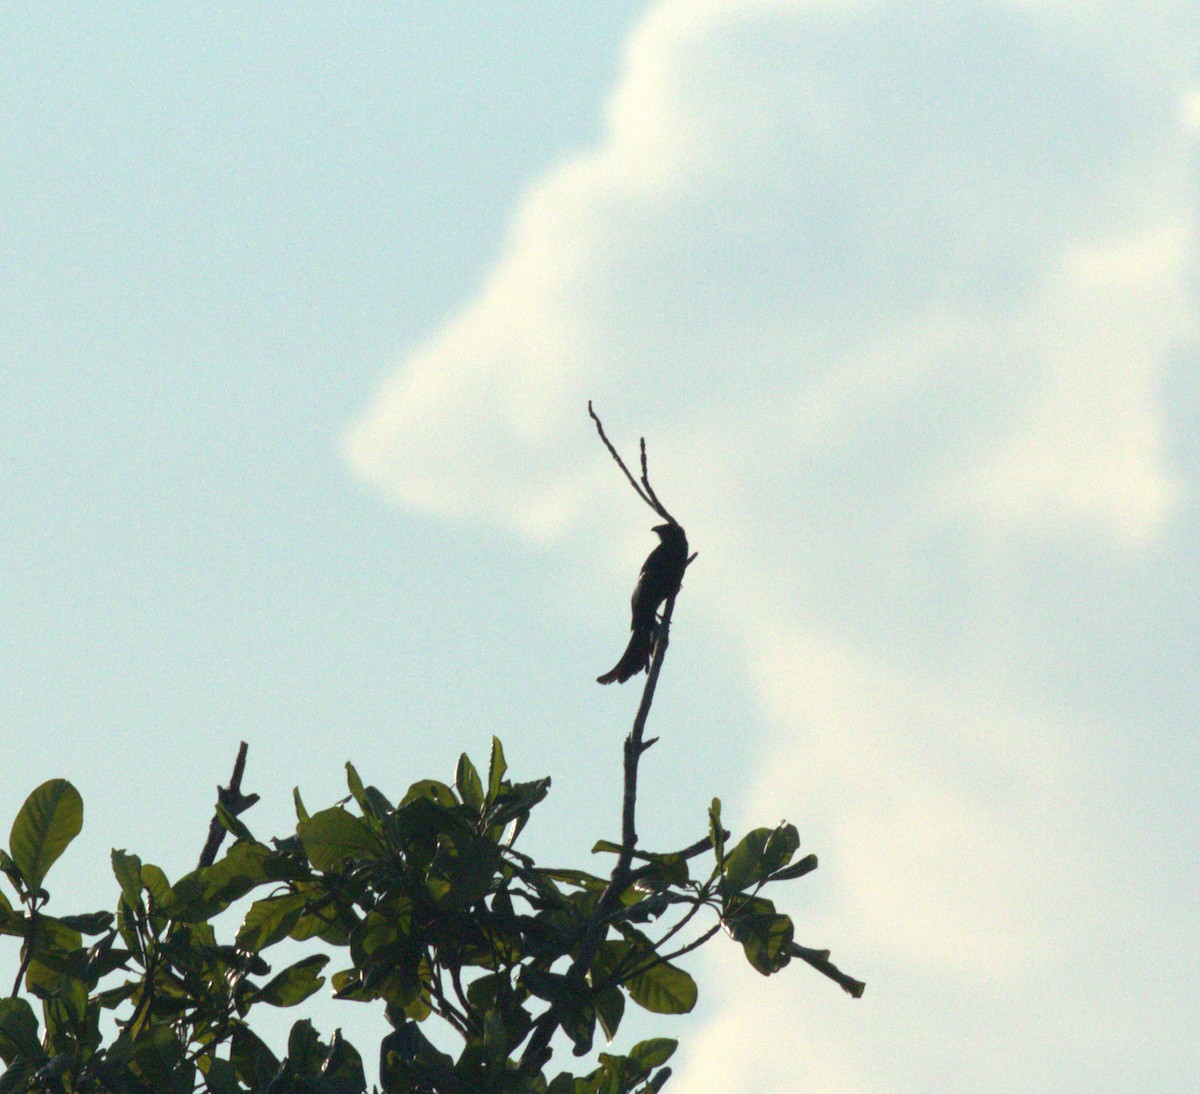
[3,2,1198,1091]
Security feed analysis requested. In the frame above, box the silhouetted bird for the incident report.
[597,522,689,684]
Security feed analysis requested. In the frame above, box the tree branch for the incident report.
[518,591,681,1073]
[198,741,260,868]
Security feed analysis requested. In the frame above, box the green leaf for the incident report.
[0,888,22,937]
[520,968,596,1054]
[196,1054,241,1094]
[9,780,83,894]
[482,777,551,829]
[723,824,798,895]
[538,868,609,892]
[0,997,43,1065]
[380,1023,455,1091]
[0,849,23,893]
[787,942,866,998]
[456,752,484,808]
[22,917,83,995]
[215,803,254,843]
[297,808,383,871]
[231,1024,280,1088]
[111,849,143,909]
[647,1068,674,1092]
[42,975,87,1055]
[56,910,113,935]
[631,852,689,888]
[626,960,697,1015]
[252,954,329,1007]
[346,762,366,809]
[237,891,310,952]
[726,908,795,975]
[313,1028,365,1093]
[709,798,725,865]
[595,984,625,1043]
[286,1018,323,1072]
[400,780,459,808]
[293,787,310,824]
[141,864,173,914]
[770,852,818,882]
[487,737,507,801]
[591,839,623,856]
[628,1037,677,1070]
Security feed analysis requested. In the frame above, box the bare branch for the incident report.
[588,401,674,522]
[198,741,261,868]
[519,588,682,1073]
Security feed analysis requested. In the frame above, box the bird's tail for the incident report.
[597,628,654,685]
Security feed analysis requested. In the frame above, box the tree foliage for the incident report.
[1,738,860,1092]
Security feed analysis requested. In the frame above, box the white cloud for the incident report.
[943,218,1192,546]
[345,0,1197,1088]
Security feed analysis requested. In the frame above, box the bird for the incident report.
[597,521,689,684]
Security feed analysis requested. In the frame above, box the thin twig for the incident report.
[589,401,674,521]
[639,437,669,516]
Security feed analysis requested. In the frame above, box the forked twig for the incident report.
[588,400,676,524]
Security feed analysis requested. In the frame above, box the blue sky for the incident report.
[3,3,1198,1090]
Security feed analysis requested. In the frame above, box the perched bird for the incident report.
[597,521,689,684]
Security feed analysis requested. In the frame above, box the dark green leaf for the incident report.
[647,1067,673,1092]
[56,910,113,935]
[483,777,551,829]
[197,1054,242,1094]
[521,969,595,1056]
[0,997,43,1065]
[125,1020,189,1089]
[231,1024,280,1087]
[788,942,866,998]
[626,960,697,1015]
[380,1023,455,1091]
[286,1017,323,1072]
[770,852,818,882]
[252,954,329,1007]
[315,1028,366,1093]
[726,909,794,975]
[628,1037,677,1070]
[591,839,622,856]
[362,786,394,823]
[595,984,625,1043]
[536,868,609,892]
[631,852,689,888]
[0,890,23,937]
[297,808,382,871]
[9,780,83,894]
